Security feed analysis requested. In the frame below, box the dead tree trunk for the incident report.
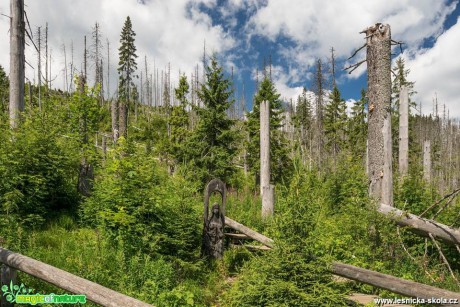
[364,23,393,206]
[119,100,127,139]
[399,86,409,177]
[9,0,25,129]
[424,140,431,182]
[260,100,274,217]
[111,99,118,143]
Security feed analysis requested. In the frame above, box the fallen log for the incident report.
[332,262,460,305]
[226,217,460,304]
[224,217,274,248]
[378,203,460,245]
[0,247,152,307]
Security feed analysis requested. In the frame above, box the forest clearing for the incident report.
[2,0,460,306]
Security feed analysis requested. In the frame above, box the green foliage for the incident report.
[118,16,138,102]
[0,65,8,113]
[246,76,292,185]
[69,77,104,147]
[0,108,80,227]
[82,138,201,260]
[184,54,239,186]
[168,74,190,164]
[348,89,367,158]
[324,86,348,157]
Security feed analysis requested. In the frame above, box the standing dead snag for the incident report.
[9,0,25,129]
[260,100,274,217]
[364,23,393,206]
[399,86,409,177]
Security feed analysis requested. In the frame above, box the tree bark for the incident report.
[260,100,273,217]
[9,0,25,129]
[377,203,460,245]
[224,217,274,248]
[365,23,393,206]
[399,86,409,176]
[332,262,460,304]
[119,100,127,139]
[424,140,431,182]
[111,99,118,142]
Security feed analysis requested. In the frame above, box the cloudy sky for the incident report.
[0,0,459,117]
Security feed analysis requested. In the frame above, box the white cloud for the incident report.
[404,17,460,118]
[0,0,235,97]
[247,0,457,90]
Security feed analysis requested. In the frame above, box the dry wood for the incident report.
[378,203,460,245]
[332,262,460,304]
[365,23,393,206]
[260,100,273,217]
[224,217,274,248]
[225,218,460,302]
[424,140,431,182]
[9,0,25,129]
[399,86,409,176]
[429,233,460,286]
[0,248,152,307]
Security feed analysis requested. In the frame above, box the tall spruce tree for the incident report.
[186,54,238,185]
[169,74,190,164]
[349,89,367,158]
[293,87,313,163]
[324,85,348,163]
[246,76,291,185]
[117,16,138,138]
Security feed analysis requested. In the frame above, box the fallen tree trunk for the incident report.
[225,217,274,248]
[378,203,460,245]
[226,217,460,304]
[332,262,460,305]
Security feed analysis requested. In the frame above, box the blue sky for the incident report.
[0,0,459,117]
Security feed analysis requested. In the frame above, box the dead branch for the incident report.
[348,43,367,60]
[397,227,436,282]
[429,233,460,287]
[420,188,460,217]
[432,191,460,219]
[344,59,366,74]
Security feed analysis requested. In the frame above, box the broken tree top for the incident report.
[361,23,391,43]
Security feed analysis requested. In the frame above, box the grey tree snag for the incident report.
[364,23,393,206]
[9,0,25,129]
[260,100,273,217]
[399,86,409,177]
[424,140,431,182]
[111,99,119,143]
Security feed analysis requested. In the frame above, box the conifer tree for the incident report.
[186,54,238,185]
[117,16,138,138]
[0,65,9,113]
[246,76,291,185]
[169,74,190,164]
[324,85,348,162]
[349,89,367,158]
[293,87,313,163]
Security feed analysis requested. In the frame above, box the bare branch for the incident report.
[397,227,436,283]
[343,59,366,74]
[420,188,460,217]
[429,233,460,287]
[0,13,11,19]
[348,43,367,60]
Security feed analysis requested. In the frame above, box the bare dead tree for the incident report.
[9,0,25,129]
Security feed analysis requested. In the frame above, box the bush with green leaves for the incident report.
[82,138,202,261]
